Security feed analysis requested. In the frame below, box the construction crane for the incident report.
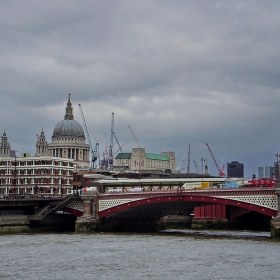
[193,161,200,174]
[205,143,226,177]
[177,153,186,172]
[114,144,125,157]
[101,133,109,169]
[127,125,141,148]
[101,151,107,169]
[204,158,209,175]
[108,113,114,169]
[161,137,168,151]
[187,145,190,175]
[112,113,123,153]
[113,132,123,153]
[108,113,124,168]
[92,143,100,167]
[78,104,99,168]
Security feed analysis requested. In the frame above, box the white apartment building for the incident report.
[0,155,74,195]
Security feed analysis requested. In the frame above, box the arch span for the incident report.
[98,193,278,219]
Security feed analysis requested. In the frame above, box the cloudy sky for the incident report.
[1,1,280,178]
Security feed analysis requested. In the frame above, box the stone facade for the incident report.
[115,148,176,172]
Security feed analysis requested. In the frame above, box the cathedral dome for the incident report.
[53,119,85,137]
[52,93,85,138]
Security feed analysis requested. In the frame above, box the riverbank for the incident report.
[0,215,76,234]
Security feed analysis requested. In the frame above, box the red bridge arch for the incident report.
[98,189,278,219]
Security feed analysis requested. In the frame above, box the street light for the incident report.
[13,151,17,195]
[74,165,78,194]
[275,153,280,179]
[60,178,63,198]
[201,158,205,180]
[138,161,143,189]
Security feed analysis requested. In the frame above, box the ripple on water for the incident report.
[0,230,279,280]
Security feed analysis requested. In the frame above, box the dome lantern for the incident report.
[64,93,74,120]
[52,94,85,138]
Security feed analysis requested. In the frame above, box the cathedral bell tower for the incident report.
[35,127,49,156]
[0,129,11,157]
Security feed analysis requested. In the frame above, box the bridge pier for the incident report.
[101,216,163,232]
[271,180,280,238]
[75,191,102,232]
[271,216,280,238]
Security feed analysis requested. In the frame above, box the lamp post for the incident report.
[75,165,78,194]
[60,178,63,198]
[138,162,141,188]
[201,158,205,180]
[13,151,17,194]
[138,161,143,189]
[276,153,279,179]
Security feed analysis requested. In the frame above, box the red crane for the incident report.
[205,143,226,177]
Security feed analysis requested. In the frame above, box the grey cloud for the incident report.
[1,1,280,177]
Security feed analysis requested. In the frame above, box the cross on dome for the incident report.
[64,93,74,120]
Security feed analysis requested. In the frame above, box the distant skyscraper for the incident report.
[258,166,274,179]
[274,162,279,179]
[227,161,244,178]
[258,167,265,179]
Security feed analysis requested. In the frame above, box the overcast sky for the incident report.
[1,1,280,178]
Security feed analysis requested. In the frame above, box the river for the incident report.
[0,230,279,280]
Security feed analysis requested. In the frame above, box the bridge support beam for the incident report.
[271,180,280,238]
[75,191,101,232]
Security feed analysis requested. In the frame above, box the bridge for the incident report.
[97,188,278,218]
[62,187,278,218]
[64,185,280,234]
[1,184,280,236]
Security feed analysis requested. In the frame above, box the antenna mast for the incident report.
[187,144,190,175]
[108,112,114,169]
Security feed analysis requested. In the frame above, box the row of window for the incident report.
[0,160,73,167]
[0,170,73,176]
[52,137,85,143]
[117,159,170,167]
[0,178,72,185]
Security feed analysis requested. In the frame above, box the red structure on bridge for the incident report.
[96,188,277,219]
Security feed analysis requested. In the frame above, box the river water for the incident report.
[0,230,279,280]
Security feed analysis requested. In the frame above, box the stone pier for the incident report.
[75,191,101,232]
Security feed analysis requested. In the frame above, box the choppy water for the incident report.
[0,230,279,280]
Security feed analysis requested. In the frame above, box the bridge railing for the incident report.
[36,205,50,216]
[81,191,98,199]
